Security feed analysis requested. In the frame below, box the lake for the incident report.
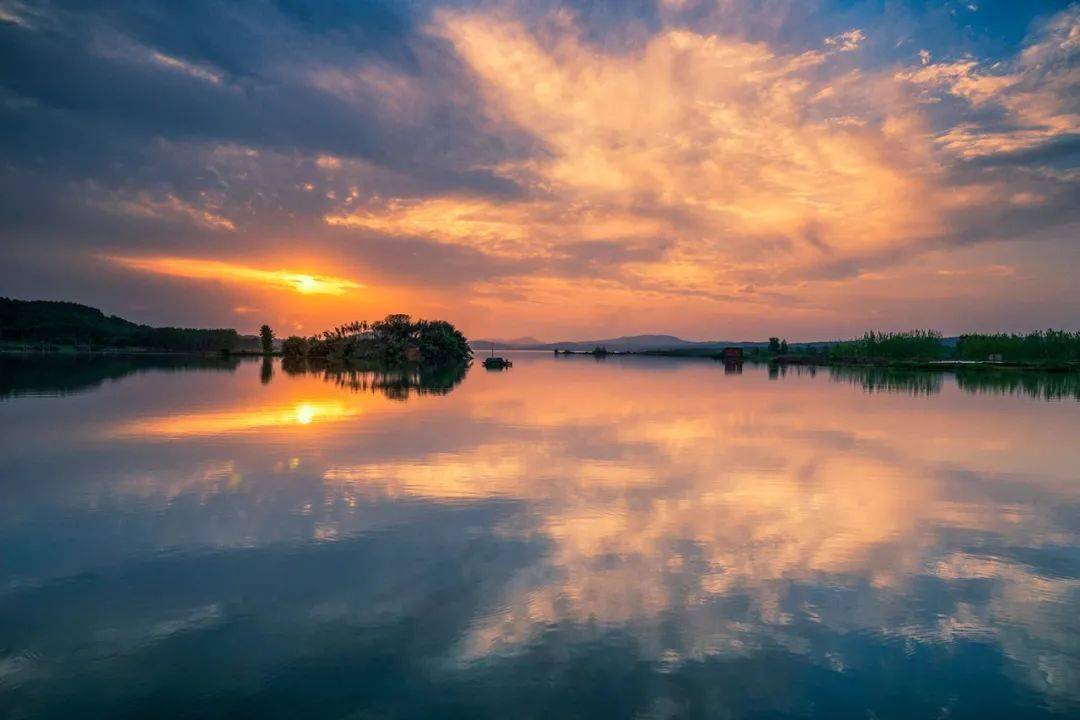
[1,353,1078,718]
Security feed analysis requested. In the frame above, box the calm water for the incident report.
[1,354,1078,718]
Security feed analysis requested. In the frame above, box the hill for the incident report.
[0,297,247,352]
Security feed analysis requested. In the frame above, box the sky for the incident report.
[1,0,1078,341]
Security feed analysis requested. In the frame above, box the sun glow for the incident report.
[108,256,363,296]
[293,275,320,294]
[110,400,358,438]
[295,402,318,425]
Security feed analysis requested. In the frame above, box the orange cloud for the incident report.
[108,256,363,296]
[321,11,952,302]
[325,195,669,260]
[311,6,1076,338]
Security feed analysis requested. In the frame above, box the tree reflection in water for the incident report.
[827,365,1080,400]
[0,354,240,399]
[281,357,468,400]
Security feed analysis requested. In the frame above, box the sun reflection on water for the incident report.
[111,400,359,438]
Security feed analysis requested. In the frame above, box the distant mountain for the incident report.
[475,333,967,353]
[472,336,544,348]
[471,334,769,352]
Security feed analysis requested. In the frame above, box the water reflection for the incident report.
[828,365,944,395]
[282,357,468,400]
[954,368,1080,401]
[259,356,274,385]
[825,364,1080,400]
[0,353,239,398]
[111,400,361,438]
[0,354,1077,718]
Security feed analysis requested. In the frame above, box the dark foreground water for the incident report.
[1,354,1078,719]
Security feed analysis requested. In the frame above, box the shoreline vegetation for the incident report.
[0,299,472,368]
[552,330,1080,372]
[3,298,1076,374]
[280,314,472,367]
[1,297,257,354]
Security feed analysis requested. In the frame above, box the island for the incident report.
[280,314,472,367]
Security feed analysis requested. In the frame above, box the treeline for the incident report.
[826,330,947,360]
[803,330,1080,363]
[282,314,472,366]
[0,297,241,352]
[953,330,1080,362]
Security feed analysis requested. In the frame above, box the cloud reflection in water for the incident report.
[0,354,1077,717]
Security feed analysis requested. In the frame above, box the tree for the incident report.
[260,324,274,354]
[371,314,415,362]
[281,315,472,366]
[281,335,307,358]
[415,319,472,364]
[768,337,781,353]
[780,339,789,354]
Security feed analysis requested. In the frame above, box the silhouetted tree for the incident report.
[371,314,416,363]
[283,314,471,366]
[415,319,473,364]
[768,337,781,353]
[260,324,274,354]
[956,330,1080,362]
[828,330,946,361]
[281,336,307,358]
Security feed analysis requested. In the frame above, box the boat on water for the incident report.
[482,346,512,369]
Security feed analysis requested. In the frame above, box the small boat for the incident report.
[482,345,512,369]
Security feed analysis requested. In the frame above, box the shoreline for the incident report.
[6,345,1079,373]
[549,348,1080,372]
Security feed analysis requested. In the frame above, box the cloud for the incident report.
[0,0,45,29]
[101,192,236,231]
[148,51,224,85]
[824,28,866,52]
[313,3,1078,319]
[319,9,952,297]
[108,256,364,296]
[896,5,1080,159]
[0,1,1077,336]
